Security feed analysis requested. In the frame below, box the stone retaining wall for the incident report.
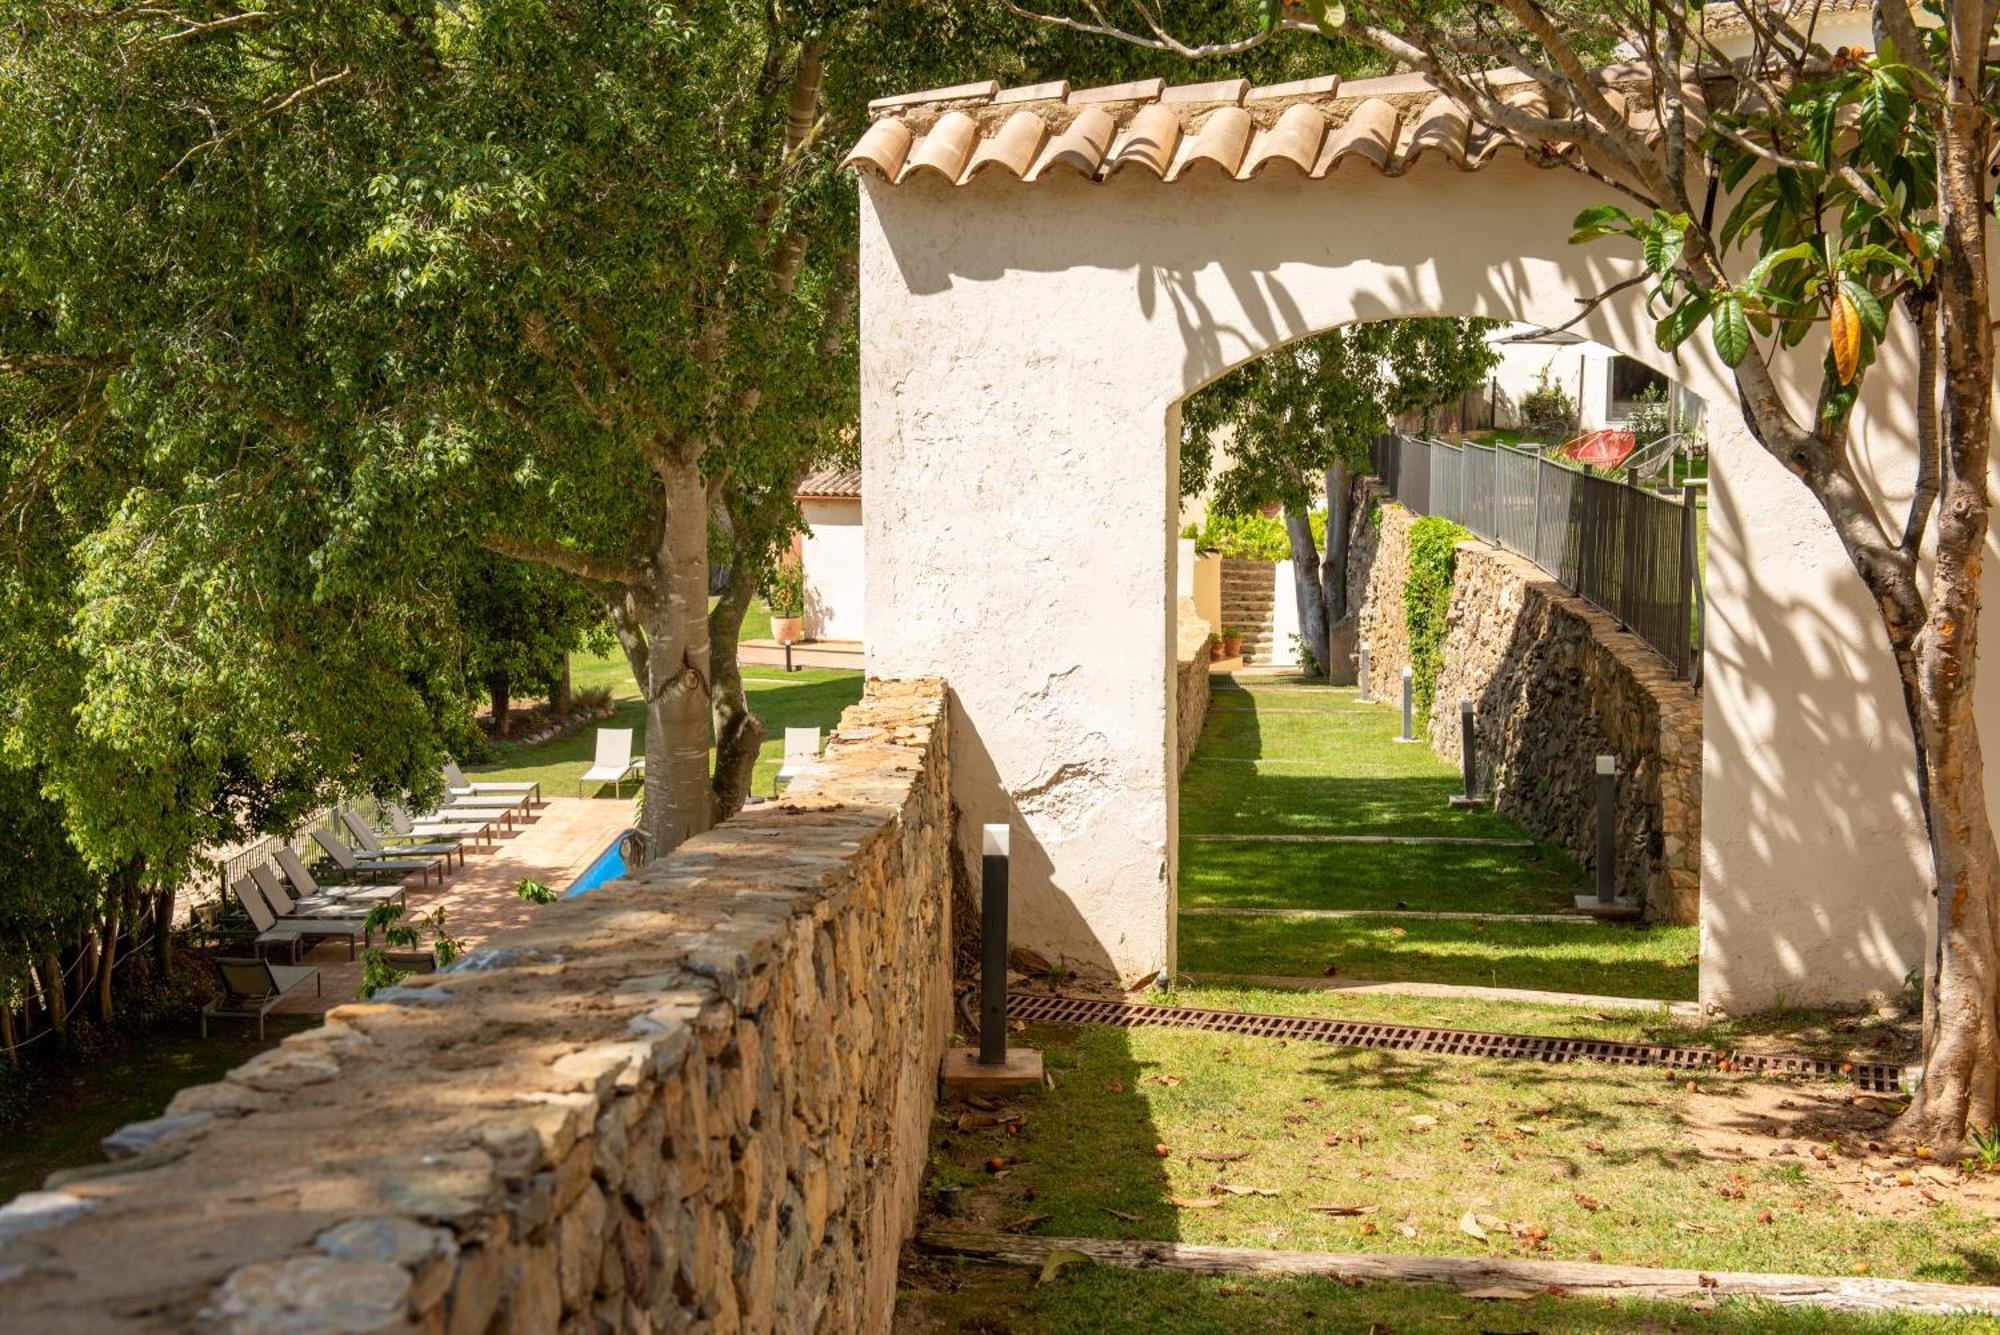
[1175,597,1213,775]
[0,680,956,1333]
[1346,489,1701,923]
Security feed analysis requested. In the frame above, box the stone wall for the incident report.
[0,680,955,1333]
[1175,598,1212,775]
[1346,489,1700,924]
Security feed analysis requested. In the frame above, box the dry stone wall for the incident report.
[0,680,955,1334]
[1176,597,1213,775]
[1346,487,1700,924]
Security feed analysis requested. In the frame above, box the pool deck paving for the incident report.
[275,796,634,1014]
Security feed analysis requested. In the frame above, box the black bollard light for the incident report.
[1448,698,1488,809]
[941,822,1044,1092]
[980,824,1010,1066]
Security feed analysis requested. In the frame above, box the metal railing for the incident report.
[1370,434,1703,681]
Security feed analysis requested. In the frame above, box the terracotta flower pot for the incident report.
[772,616,805,646]
[1223,634,1243,659]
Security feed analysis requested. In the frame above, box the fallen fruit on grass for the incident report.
[1153,1144,1171,1158]
[1757,1209,1774,1224]
[1105,1079,1124,1094]
[984,1157,1006,1174]
[1359,1222,1378,1236]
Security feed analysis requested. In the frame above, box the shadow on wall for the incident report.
[1700,473,1928,1011]
[947,685,1130,984]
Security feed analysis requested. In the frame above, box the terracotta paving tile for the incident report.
[271,797,633,1015]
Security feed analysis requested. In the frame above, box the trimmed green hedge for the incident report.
[1182,510,1326,562]
[1404,515,1469,717]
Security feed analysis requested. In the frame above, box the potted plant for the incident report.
[1206,630,1223,662]
[357,904,465,998]
[765,561,806,645]
[1222,625,1243,659]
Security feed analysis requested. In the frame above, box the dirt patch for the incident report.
[1685,1078,2000,1224]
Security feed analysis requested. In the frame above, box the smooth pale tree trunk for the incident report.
[708,555,766,820]
[638,466,717,856]
[1324,461,1353,625]
[1283,507,1328,677]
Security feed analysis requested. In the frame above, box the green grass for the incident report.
[0,1015,318,1201]
[899,1258,2000,1333]
[1182,841,1584,916]
[1182,913,1699,1000]
[1180,678,1687,997]
[473,647,862,800]
[925,1023,1998,1286]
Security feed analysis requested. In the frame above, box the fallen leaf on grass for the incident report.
[1148,1075,1184,1088]
[1458,1211,1490,1241]
[1676,1221,1724,1234]
[1397,1220,1420,1238]
[1573,1194,1604,1212]
[1169,1197,1224,1209]
[1102,1207,1140,1223]
[1388,926,1409,938]
[1306,1203,1378,1215]
[1038,1248,1090,1285]
[1463,1286,1537,1300]
[1196,1150,1252,1163]
[1002,1213,1050,1233]
[1105,1079,1125,1094]
[1407,1115,1438,1130]
[1584,1140,1607,1154]
[1214,1183,1279,1197]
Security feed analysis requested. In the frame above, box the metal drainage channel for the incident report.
[1006,993,1907,1094]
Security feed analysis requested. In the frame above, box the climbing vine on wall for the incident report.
[1404,516,1468,717]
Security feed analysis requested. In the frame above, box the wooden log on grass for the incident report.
[918,1228,2000,1317]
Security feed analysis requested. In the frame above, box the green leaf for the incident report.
[1657,293,1714,353]
[1745,241,1817,290]
[1258,0,1282,31]
[1710,294,1751,367]
[1299,0,1346,32]
[1569,204,1633,243]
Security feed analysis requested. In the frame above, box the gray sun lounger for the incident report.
[311,829,444,886]
[229,876,368,962]
[202,956,321,1039]
[339,809,463,870]
[444,760,540,807]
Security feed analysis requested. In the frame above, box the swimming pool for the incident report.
[565,830,633,897]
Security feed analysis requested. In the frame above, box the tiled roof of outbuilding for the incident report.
[1699,0,1872,37]
[796,466,862,500]
[840,68,1670,186]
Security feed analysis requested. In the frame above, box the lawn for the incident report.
[1181,678,1688,998]
[897,1257,1997,1333]
[920,1022,2000,1288]
[473,645,862,800]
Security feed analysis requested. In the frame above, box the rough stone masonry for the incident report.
[1350,488,1700,923]
[0,680,955,1333]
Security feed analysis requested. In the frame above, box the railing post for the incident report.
[1677,483,1699,680]
[1531,449,1545,571]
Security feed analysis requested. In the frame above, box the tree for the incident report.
[1182,319,1496,676]
[457,556,610,738]
[1009,0,2000,1147]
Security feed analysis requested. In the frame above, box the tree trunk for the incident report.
[1896,60,2000,1148]
[638,463,716,856]
[41,951,65,1036]
[1283,506,1328,676]
[550,654,572,715]
[1324,461,1353,625]
[152,887,173,974]
[709,549,767,820]
[487,672,511,738]
[94,909,118,1024]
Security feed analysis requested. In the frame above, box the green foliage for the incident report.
[1404,516,1468,716]
[1519,364,1577,431]
[1570,48,1937,417]
[1624,383,1672,444]
[761,562,805,619]
[572,685,616,714]
[357,903,462,997]
[515,878,558,905]
[1182,511,1295,562]
[459,555,610,713]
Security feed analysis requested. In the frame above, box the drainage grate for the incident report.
[1006,992,1907,1094]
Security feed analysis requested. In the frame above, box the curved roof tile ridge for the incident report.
[846,66,1641,187]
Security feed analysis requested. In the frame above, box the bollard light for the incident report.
[1357,640,1372,702]
[1594,754,1617,905]
[940,823,1044,1092]
[1458,699,1481,804]
[1394,665,1419,743]
[979,824,1010,1066]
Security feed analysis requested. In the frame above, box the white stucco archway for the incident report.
[855,107,1938,1012]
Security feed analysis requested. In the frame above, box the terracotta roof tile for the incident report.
[841,68,1600,187]
[796,467,862,500]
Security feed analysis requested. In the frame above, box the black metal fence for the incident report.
[1368,434,1703,680]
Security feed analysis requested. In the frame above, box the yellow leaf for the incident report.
[1169,1197,1224,1209]
[1831,290,1862,385]
[1038,1248,1090,1285]
[1464,1287,1539,1301]
[1459,1210,1490,1240]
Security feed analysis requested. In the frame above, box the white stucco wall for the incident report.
[859,153,1939,1005]
[801,496,866,642]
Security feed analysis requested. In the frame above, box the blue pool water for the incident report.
[565,830,633,897]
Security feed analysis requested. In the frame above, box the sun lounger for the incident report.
[775,727,821,792]
[202,956,321,1039]
[339,808,463,870]
[229,875,368,961]
[443,760,540,807]
[257,858,403,918]
[579,728,641,798]
[311,829,443,886]
[385,802,497,850]
[274,846,410,914]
